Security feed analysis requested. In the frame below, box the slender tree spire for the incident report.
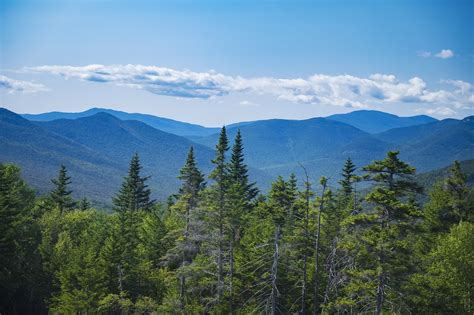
[50,165,75,213]
[176,146,206,308]
[209,126,229,303]
[339,157,356,196]
[113,153,154,212]
[229,130,258,202]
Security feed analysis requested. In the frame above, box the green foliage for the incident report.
[50,165,76,213]
[1,143,473,314]
[113,153,155,212]
[0,163,44,313]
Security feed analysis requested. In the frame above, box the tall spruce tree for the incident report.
[176,146,206,308]
[110,153,154,298]
[208,126,230,304]
[347,151,422,314]
[50,165,75,213]
[227,130,257,313]
[339,157,356,197]
[113,153,154,212]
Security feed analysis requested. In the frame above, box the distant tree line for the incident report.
[1,127,473,314]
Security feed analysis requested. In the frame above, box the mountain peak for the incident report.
[327,110,437,133]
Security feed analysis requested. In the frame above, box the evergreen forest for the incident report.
[1,127,473,314]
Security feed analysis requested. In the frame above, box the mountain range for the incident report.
[22,107,220,137]
[2,107,473,206]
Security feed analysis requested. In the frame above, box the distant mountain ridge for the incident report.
[3,107,472,206]
[21,108,438,136]
[327,110,438,133]
[1,108,273,205]
[22,107,220,137]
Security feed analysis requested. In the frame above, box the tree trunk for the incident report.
[229,235,234,314]
[301,171,311,315]
[270,225,281,315]
[313,181,327,315]
[217,187,225,302]
[375,273,384,315]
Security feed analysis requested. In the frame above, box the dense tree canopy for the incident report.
[1,135,473,314]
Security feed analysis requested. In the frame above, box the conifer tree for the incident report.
[424,161,470,233]
[228,130,258,202]
[208,126,230,304]
[79,197,91,211]
[176,146,206,307]
[313,176,328,315]
[344,151,422,314]
[113,153,154,212]
[50,165,75,213]
[227,130,258,312]
[445,161,470,222]
[0,164,39,313]
[339,157,356,197]
[110,153,155,299]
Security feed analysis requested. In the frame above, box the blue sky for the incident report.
[1,0,473,126]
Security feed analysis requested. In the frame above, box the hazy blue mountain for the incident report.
[0,108,123,206]
[377,116,474,171]
[327,110,437,133]
[4,107,472,205]
[2,108,216,204]
[194,117,391,180]
[22,107,220,137]
[2,108,273,205]
[415,159,474,190]
[194,114,473,182]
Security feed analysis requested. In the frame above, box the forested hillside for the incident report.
[327,110,437,133]
[23,107,220,137]
[3,108,474,207]
[1,126,473,314]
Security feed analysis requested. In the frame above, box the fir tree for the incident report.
[176,146,206,308]
[110,153,155,299]
[79,198,91,211]
[346,151,422,314]
[50,165,76,213]
[228,130,258,203]
[227,130,257,313]
[208,126,230,304]
[339,157,356,196]
[113,153,154,213]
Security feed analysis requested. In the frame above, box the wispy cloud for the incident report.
[0,75,48,93]
[27,64,473,110]
[435,49,454,59]
[418,49,454,59]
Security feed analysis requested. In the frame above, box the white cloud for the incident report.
[0,75,48,93]
[27,64,473,111]
[417,49,454,59]
[435,49,454,59]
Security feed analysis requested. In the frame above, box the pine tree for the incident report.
[226,130,258,312]
[208,126,230,305]
[110,153,155,299]
[339,157,356,196]
[176,146,206,308]
[347,151,422,314]
[0,164,41,313]
[312,176,328,315]
[50,165,75,213]
[228,130,258,203]
[113,153,154,213]
[79,198,91,211]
